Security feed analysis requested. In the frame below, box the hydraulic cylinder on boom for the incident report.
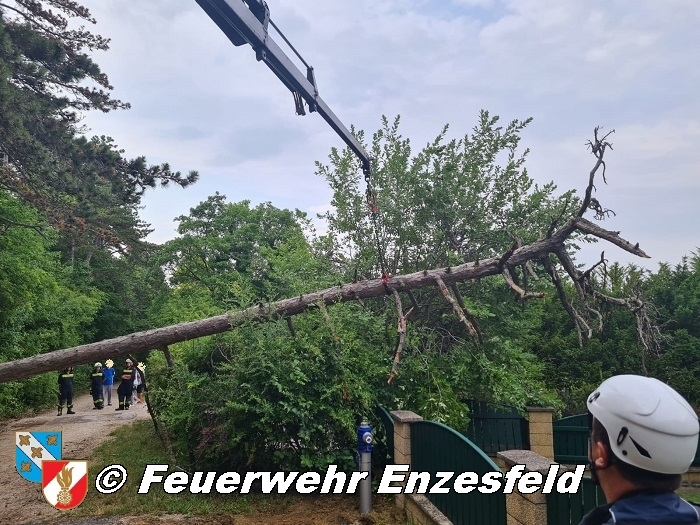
[194,0,372,177]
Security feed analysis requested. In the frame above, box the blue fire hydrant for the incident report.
[357,420,373,513]
[357,421,373,453]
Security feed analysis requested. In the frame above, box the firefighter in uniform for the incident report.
[90,362,105,409]
[57,366,75,415]
[116,358,136,411]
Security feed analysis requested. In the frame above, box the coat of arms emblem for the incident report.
[15,431,62,483]
[42,460,88,510]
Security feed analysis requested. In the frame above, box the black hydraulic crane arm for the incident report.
[195,0,372,176]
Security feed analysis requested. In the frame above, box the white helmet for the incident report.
[126,358,132,364]
[94,362,102,368]
[587,375,699,474]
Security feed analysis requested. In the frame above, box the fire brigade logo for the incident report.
[42,460,88,510]
[15,431,62,483]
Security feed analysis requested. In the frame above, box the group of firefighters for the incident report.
[56,358,145,415]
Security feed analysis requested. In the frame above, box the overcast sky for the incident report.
[76,0,699,271]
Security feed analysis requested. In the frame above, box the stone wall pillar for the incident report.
[526,406,555,460]
[497,450,565,525]
[390,410,422,508]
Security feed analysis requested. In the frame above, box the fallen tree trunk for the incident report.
[0,214,647,384]
[0,128,656,384]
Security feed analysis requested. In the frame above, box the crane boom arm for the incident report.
[195,0,371,175]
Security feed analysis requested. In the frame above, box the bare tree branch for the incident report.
[286,317,297,338]
[388,289,410,384]
[575,218,650,258]
[450,283,483,344]
[540,255,589,346]
[578,126,615,218]
[407,289,420,313]
[502,268,546,301]
[498,241,518,268]
[590,289,663,359]
[555,248,604,333]
[524,261,540,281]
[0,214,48,238]
[434,276,479,340]
[160,346,175,368]
[318,301,341,353]
[547,196,571,238]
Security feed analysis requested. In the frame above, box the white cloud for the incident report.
[75,0,699,269]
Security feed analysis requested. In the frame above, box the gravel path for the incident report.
[1,392,150,524]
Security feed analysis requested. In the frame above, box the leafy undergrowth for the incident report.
[72,420,407,524]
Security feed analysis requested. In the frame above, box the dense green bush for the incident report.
[149,304,390,472]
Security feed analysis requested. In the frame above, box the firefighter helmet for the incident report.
[587,375,699,474]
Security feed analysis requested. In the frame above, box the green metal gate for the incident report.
[553,414,589,464]
[464,400,529,454]
[411,420,506,525]
[546,476,606,525]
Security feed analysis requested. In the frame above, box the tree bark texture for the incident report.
[0,216,648,384]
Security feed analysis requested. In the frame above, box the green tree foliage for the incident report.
[531,264,646,414]
[0,1,198,254]
[147,195,393,471]
[145,115,576,472]
[155,194,323,309]
[0,1,200,416]
[149,308,389,472]
[0,190,102,416]
[318,112,577,276]
[646,253,700,405]
[317,113,568,420]
[78,242,171,341]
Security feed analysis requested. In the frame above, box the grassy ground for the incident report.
[71,420,406,524]
[678,486,700,504]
